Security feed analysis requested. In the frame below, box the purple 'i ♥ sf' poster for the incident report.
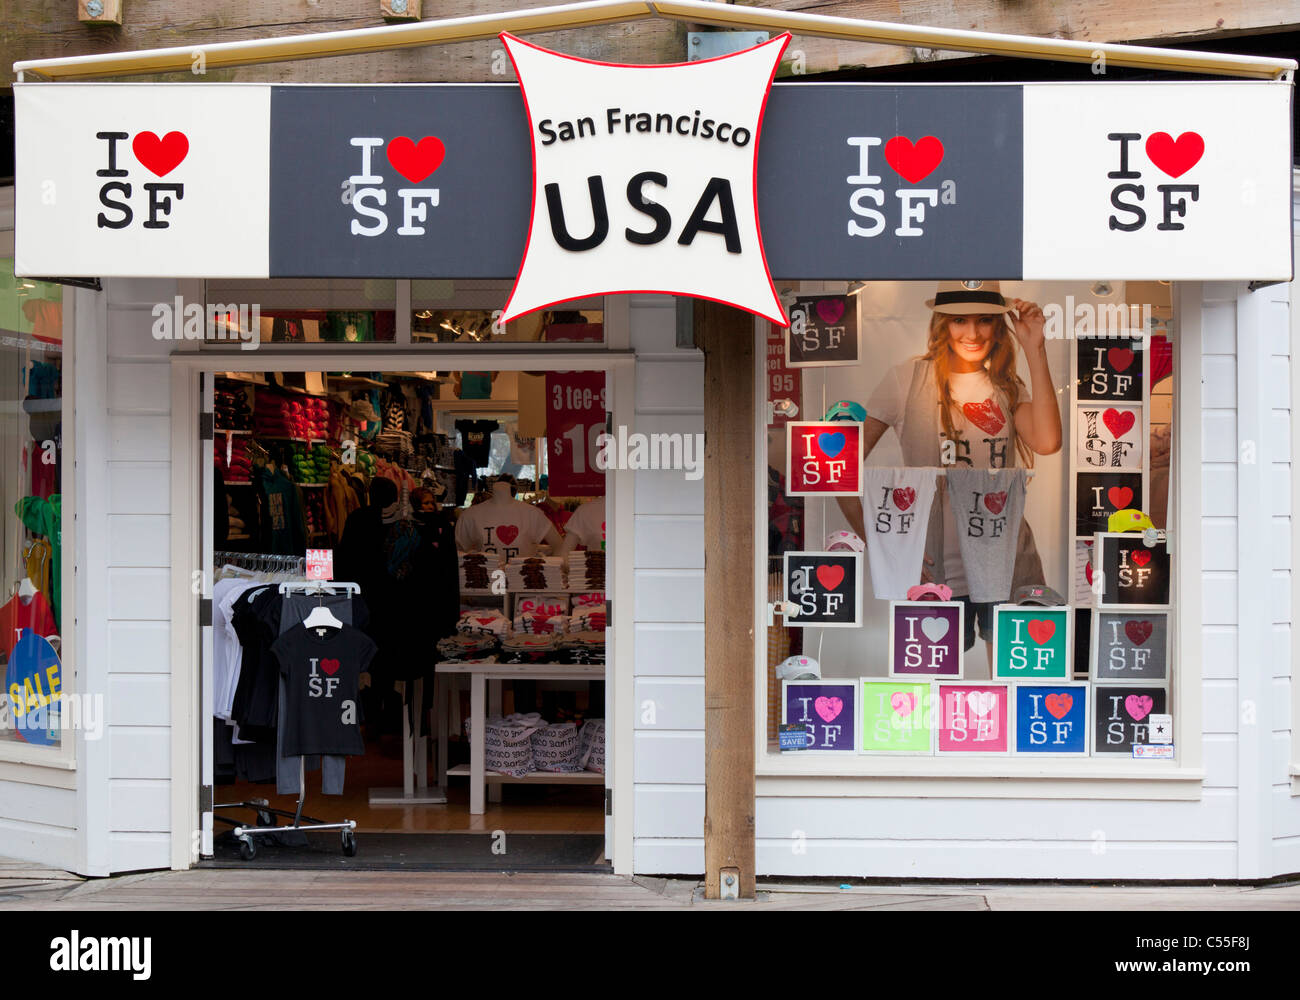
[890,601,964,678]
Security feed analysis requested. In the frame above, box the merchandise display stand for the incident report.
[435,661,606,814]
[368,676,449,805]
[216,579,364,860]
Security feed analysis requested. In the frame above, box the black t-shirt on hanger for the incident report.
[271,623,376,757]
[455,419,499,469]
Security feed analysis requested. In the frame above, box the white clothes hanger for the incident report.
[302,601,342,630]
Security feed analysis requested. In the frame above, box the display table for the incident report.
[434,661,605,814]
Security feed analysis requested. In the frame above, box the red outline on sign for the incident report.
[498,31,791,328]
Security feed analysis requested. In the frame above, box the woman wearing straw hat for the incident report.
[837,281,1062,671]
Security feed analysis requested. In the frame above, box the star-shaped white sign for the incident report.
[500,31,790,326]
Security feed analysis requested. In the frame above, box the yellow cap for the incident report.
[1108,508,1154,533]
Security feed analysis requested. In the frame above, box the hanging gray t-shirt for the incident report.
[944,468,1028,603]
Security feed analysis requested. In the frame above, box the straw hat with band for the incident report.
[925,280,1015,315]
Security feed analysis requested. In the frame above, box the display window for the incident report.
[0,252,69,754]
[764,279,1175,764]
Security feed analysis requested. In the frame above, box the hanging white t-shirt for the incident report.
[455,499,554,562]
[867,364,1026,596]
[859,468,938,599]
[564,497,606,550]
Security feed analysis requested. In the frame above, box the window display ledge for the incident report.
[757,763,1206,801]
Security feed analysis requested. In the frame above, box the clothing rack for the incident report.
[215,551,305,576]
[215,578,360,860]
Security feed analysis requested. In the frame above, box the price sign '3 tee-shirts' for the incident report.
[860,468,938,599]
[271,624,377,757]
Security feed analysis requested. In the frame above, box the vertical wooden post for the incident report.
[695,300,757,899]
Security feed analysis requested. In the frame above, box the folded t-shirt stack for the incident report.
[569,603,607,632]
[513,612,569,635]
[436,634,498,663]
[456,610,510,638]
[215,388,252,430]
[566,549,605,591]
[459,552,493,591]
[556,631,606,664]
[253,392,329,441]
[505,556,564,591]
[500,632,558,664]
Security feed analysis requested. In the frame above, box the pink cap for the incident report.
[907,583,953,602]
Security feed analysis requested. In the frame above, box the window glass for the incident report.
[766,280,1174,759]
[0,260,67,750]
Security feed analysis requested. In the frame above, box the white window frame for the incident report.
[752,284,1205,800]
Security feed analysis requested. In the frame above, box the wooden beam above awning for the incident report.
[14,0,1295,81]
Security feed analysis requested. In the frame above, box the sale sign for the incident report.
[860,681,933,753]
[992,605,1071,682]
[546,370,606,497]
[1014,683,1088,754]
[305,548,334,581]
[935,683,1011,754]
[782,680,857,753]
[888,601,964,678]
[785,421,862,497]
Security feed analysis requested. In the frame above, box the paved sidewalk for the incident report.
[1,859,1299,910]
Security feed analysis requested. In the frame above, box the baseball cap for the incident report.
[1014,584,1066,607]
[1108,508,1154,533]
[776,655,821,681]
[825,530,865,553]
[907,583,953,602]
[823,400,867,423]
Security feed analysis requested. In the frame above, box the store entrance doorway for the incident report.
[195,355,617,870]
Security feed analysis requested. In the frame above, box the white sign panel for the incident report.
[498,32,790,326]
[1023,82,1292,281]
[15,84,272,278]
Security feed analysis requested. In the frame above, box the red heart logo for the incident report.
[1045,692,1073,719]
[961,398,1005,435]
[496,525,519,545]
[1107,486,1134,509]
[815,564,845,591]
[1131,549,1151,567]
[892,487,916,511]
[132,130,189,177]
[884,135,944,184]
[1027,619,1056,645]
[1125,620,1153,645]
[1107,347,1135,373]
[386,135,446,184]
[1103,407,1136,439]
[320,658,340,676]
[1145,131,1204,179]
[815,298,845,325]
[1085,559,1094,585]
[476,617,496,625]
[984,492,1007,515]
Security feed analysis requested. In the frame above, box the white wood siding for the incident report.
[97,277,177,873]
[629,296,708,875]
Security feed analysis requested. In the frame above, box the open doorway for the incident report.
[199,317,614,869]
